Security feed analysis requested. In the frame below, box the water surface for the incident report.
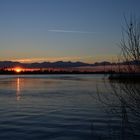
[0,75,139,140]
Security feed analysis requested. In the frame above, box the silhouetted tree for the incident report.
[120,16,140,73]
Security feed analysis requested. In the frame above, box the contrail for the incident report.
[48,29,96,34]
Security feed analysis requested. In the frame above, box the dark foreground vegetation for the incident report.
[110,15,140,80]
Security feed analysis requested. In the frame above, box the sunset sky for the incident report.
[0,0,140,63]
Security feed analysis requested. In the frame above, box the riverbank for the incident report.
[109,73,140,81]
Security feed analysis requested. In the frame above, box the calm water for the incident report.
[0,75,139,140]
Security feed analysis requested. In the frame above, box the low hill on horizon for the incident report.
[0,61,112,69]
[0,60,139,69]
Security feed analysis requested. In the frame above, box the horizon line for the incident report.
[0,60,124,64]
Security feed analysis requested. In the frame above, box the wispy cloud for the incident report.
[9,55,117,63]
[48,29,96,34]
[10,56,93,63]
[11,57,82,63]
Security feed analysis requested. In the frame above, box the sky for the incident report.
[0,0,140,63]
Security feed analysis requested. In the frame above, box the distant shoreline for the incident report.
[0,71,111,75]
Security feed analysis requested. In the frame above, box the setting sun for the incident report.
[14,67,22,73]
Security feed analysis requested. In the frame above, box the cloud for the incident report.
[10,56,92,63]
[11,57,81,63]
[48,29,96,34]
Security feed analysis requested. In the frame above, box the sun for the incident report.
[14,67,22,73]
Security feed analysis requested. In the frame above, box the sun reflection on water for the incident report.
[16,78,21,101]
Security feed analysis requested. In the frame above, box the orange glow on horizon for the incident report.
[6,67,41,72]
[14,67,22,73]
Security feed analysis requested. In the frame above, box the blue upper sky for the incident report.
[0,0,140,63]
